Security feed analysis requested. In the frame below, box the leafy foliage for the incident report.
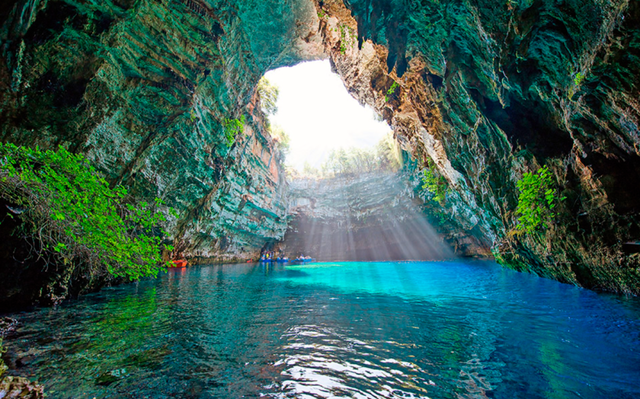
[269,124,290,158]
[339,24,355,54]
[0,143,170,281]
[385,81,399,102]
[222,116,245,147]
[515,165,563,233]
[376,132,402,171]
[421,160,447,204]
[323,147,377,175]
[307,133,401,177]
[257,77,279,115]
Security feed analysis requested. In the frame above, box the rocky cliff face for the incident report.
[0,0,324,263]
[312,0,640,294]
[1,0,639,294]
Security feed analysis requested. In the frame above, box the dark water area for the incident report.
[3,261,640,398]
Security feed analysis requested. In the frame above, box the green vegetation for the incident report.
[0,144,170,281]
[257,77,279,116]
[421,159,447,204]
[269,124,291,158]
[339,24,356,54]
[222,116,245,147]
[574,71,585,86]
[317,9,327,19]
[304,132,401,177]
[323,147,378,175]
[376,132,403,170]
[385,81,399,102]
[515,165,564,234]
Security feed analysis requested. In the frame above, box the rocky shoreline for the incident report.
[0,317,44,399]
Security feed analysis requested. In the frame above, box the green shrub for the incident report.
[269,124,290,157]
[257,77,279,116]
[388,82,399,95]
[385,81,399,102]
[317,134,401,177]
[0,143,170,281]
[223,116,245,147]
[420,157,447,204]
[515,165,563,233]
[421,168,447,204]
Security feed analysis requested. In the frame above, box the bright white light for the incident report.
[264,60,391,171]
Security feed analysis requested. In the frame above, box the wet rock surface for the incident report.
[0,318,44,399]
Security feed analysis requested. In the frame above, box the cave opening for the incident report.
[258,60,453,261]
[261,59,390,174]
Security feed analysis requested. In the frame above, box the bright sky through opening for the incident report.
[264,60,391,172]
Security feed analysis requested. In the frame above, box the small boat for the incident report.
[293,257,315,263]
[170,259,188,268]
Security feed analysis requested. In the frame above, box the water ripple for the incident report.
[2,262,640,399]
[267,324,443,399]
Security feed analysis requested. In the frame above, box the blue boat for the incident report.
[293,257,315,263]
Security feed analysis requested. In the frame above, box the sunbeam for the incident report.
[282,172,454,261]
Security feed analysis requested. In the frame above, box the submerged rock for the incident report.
[95,368,128,387]
[0,376,44,399]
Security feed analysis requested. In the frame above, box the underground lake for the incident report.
[3,261,640,399]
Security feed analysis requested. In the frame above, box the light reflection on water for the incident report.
[3,261,640,399]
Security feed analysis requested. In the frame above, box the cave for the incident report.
[0,0,640,397]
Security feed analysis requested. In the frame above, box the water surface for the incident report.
[3,261,640,398]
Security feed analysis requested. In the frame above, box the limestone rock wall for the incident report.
[0,0,325,262]
[315,0,640,293]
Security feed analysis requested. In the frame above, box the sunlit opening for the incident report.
[263,60,391,174]
[256,60,453,262]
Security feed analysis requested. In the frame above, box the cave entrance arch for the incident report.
[262,60,390,174]
[258,60,455,261]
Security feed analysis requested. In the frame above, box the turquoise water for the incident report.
[3,261,640,398]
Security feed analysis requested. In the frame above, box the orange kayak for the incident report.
[170,259,187,268]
